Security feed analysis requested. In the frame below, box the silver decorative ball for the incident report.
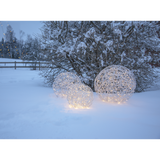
[53,72,81,98]
[94,65,136,103]
[67,83,94,109]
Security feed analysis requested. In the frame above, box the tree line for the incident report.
[0,25,42,61]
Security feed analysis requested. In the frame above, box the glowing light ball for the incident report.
[94,65,136,103]
[53,72,81,98]
[67,83,93,109]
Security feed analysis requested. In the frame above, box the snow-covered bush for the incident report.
[39,21,160,92]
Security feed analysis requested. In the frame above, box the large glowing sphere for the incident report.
[53,72,81,98]
[94,65,136,103]
[67,83,93,109]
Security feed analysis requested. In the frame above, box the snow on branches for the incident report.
[40,21,160,92]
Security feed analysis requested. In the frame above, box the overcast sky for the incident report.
[0,21,43,41]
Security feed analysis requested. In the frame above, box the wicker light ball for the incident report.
[94,65,136,103]
[53,72,81,98]
[67,83,93,109]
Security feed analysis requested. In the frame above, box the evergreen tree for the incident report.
[5,25,16,58]
[0,38,5,58]
[5,25,15,42]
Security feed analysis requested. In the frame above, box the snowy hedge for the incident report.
[39,21,160,92]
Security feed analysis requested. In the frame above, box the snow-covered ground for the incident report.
[0,58,160,139]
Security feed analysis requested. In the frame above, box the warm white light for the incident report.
[68,105,90,109]
[53,72,81,98]
[67,83,93,109]
[94,65,136,103]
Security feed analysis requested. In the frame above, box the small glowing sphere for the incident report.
[53,72,81,98]
[94,65,136,103]
[67,83,94,109]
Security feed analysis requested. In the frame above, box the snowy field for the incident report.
[0,58,160,139]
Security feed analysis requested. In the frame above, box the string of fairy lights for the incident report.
[0,21,25,59]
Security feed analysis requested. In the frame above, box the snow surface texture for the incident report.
[0,58,160,139]
[52,72,81,98]
[94,65,136,103]
[67,83,93,109]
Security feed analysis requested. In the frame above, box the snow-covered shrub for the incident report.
[40,21,160,92]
